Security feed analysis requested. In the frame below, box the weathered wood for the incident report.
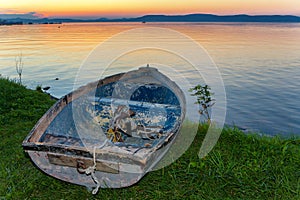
[23,143,147,166]
[22,67,186,188]
[48,153,119,174]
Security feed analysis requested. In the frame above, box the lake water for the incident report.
[0,22,299,136]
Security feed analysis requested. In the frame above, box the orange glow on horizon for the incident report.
[0,0,300,18]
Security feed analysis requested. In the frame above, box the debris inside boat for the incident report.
[22,65,186,193]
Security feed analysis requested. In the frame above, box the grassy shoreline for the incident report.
[0,77,299,199]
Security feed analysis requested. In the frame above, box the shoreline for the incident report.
[1,75,298,137]
[1,76,299,199]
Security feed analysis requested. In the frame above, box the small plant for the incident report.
[15,53,24,84]
[189,84,215,123]
[36,84,42,92]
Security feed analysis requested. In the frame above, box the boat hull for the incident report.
[23,67,186,188]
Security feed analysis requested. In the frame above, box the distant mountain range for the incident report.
[1,13,300,25]
[114,14,300,23]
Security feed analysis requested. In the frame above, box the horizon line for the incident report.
[1,12,300,20]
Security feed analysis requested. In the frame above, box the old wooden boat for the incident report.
[22,66,186,192]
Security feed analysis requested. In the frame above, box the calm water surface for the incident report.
[0,22,299,136]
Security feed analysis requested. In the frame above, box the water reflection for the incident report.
[0,22,300,135]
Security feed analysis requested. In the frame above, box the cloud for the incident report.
[0,8,19,13]
[0,12,44,19]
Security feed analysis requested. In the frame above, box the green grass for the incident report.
[0,77,299,199]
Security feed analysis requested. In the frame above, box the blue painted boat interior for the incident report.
[40,81,182,149]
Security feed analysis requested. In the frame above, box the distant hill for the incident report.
[0,19,23,25]
[1,13,300,25]
[127,14,300,23]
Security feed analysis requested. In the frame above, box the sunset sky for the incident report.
[1,0,300,18]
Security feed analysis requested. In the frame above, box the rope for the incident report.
[78,139,109,194]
